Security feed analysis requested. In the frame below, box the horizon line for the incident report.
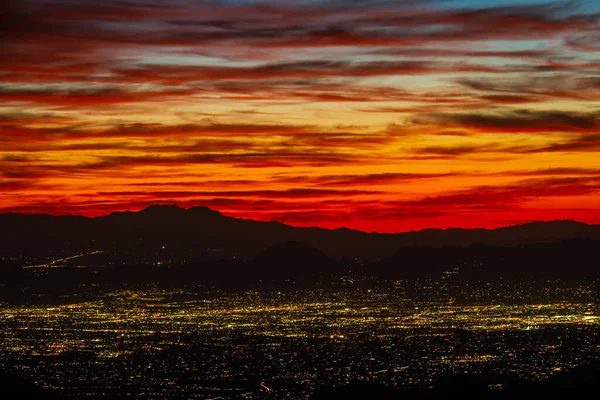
[1,203,596,236]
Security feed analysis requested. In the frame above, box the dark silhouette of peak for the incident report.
[137,204,185,215]
[250,241,337,278]
[104,204,187,222]
[500,219,593,237]
[102,205,224,227]
[394,219,600,248]
[187,205,223,217]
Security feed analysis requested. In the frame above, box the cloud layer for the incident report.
[1,0,600,231]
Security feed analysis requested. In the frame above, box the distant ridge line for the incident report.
[1,204,599,261]
[0,203,597,236]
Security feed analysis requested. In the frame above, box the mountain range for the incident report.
[1,204,599,261]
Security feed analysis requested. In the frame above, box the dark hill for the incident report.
[365,238,600,280]
[249,241,345,279]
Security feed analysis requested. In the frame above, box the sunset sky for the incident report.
[1,0,600,232]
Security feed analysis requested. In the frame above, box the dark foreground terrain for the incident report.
[3,361,600,399]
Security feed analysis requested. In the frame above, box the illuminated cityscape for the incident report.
[1,213,599,398]
[2,281,600,398]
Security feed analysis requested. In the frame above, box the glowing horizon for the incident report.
[2,0,600,233]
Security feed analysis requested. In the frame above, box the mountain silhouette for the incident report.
[1,205,599,262]
[246,241,349,281]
